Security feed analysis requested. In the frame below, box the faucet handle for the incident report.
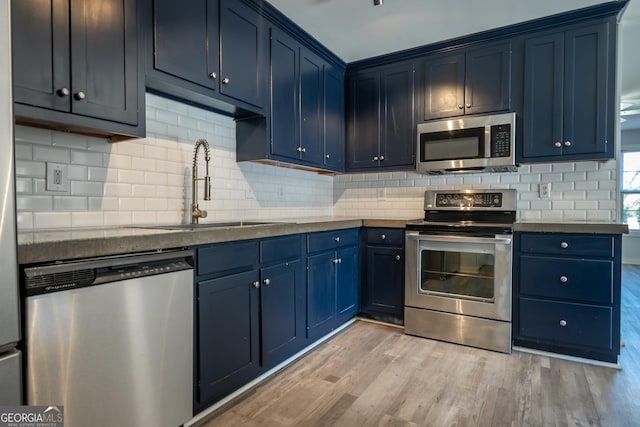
[200,209,208,219]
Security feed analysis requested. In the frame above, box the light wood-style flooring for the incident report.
[202,265,640,426]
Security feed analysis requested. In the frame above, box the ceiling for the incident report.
[266,0,640,130]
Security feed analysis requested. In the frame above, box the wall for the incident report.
[14,93,333,230]
[333,162,618,222]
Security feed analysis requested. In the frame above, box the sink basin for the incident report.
[132,221,278,230]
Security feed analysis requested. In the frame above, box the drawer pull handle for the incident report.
[252,281,260,288]
[560,242,569,249]
[559,319,567,327]
[560,275,568,283]
[335,236,340,243]
[381,234,386,240]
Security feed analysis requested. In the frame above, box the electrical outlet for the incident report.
[46,162,69,192]
[539,183,551,199]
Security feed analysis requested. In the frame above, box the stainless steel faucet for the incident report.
[191,139,211,224]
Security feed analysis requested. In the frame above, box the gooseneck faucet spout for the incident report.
[191,139,211,224]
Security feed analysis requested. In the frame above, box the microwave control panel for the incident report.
[490,124,511,158]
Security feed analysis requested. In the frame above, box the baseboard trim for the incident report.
[185,318,358,427]
[512,346,621,370]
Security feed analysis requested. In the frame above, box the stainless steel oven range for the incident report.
[405,189,516,353]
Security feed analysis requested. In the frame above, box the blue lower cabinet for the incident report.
[196,269,260,407]
[260,258,306,368]
[307,229,360,340]
[194,234,306,412]
[513,232,622,363]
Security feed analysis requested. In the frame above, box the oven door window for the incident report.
[419,127,485,162]
[419,243,495,302]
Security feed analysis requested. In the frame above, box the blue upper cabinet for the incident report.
[12,0,144,139]
[237,23,346,173]
[520,19,615,163]
[147,0,267,115]
[421,43,511,121]
[346,61,415,171]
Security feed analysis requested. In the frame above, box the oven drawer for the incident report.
[518,298,613,350]
[307,228,359,253]
[366,228,403,246]
[519,256,613,304]
[519,233,614,258]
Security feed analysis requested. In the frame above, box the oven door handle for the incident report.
[405,233,512,245]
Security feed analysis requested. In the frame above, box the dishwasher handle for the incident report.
[24,249,194,296]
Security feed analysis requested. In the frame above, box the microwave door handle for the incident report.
[406,233,512,245]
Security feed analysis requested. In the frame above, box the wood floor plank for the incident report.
[201,265,640,427]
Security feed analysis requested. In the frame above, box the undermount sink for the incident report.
[132,221,278,230]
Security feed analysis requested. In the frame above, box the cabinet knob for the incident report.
[338,258,342,264]
[263,278,270,286]
[554,142,562,148]
[564,140,572,147]
[559,319,567,327]
[395,255,401,261]
[381,234,386,240]
[297,147,303,153]
[560,241,569,249]
[332,258,340,264]
[379,155,385,161]
[301,147,306,153]
[373,156,379,161]
[458,104,464,109]
[74,91,86,100]
[222,77,230,84]
[326,154,330,159]
[57,87,70,97]
[466,103,471,108]
[334,236,340,242]
[209,72,217,79]
[560,275,568,283]
[252,281,260,288]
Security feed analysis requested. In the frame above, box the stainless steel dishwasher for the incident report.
[23,249,194,427]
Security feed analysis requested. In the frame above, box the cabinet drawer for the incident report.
[261,234,304,264]
[366,228,403,246]
[519,233,614,258]
[518,298,612,350]
[307,228,359,253]
[197,240,259,277]
[519,256,613,304]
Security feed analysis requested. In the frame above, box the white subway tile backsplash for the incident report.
[71,181,104,197]
[34,212,72,229]
[33,146,70,163]
[71,150,103,167]
[54,197,88,211]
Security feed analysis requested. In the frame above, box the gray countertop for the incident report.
[17,217,628,265]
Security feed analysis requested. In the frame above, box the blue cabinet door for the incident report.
[300,46,325,166]
[307,251,336,339]
[422,53,465,120]
[522,32,564,159]
[270,27,299,161]
[323,65,345,171]
[346,71,380,170]
[364,245,404,317]
[219,0,266,109]
[12,0,70,112]
[464,43,511,115]
[261,259,306,367]
[197,269,260,406]
[336,246,359,320]
[152,0,218,91]
[380,62,415,168]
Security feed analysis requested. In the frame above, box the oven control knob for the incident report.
[560,275,568,283]
[560,242,569,249]
[559,320,567,327]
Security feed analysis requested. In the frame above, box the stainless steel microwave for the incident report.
[416,112,517,174]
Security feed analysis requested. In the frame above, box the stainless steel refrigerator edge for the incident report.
[0,0,23,405]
